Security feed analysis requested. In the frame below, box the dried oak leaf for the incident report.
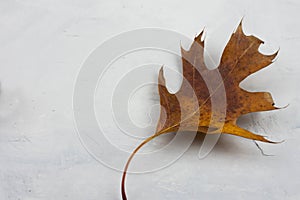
[156,22,279,142]
[121,21,281,200]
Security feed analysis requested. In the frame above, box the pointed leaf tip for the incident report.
[195,29,205,44]
[235,18,245,35]
[268,49,279,61]
[158,66,165,82]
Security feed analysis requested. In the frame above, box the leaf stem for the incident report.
[121,132,165,200]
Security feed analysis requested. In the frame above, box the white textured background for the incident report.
[0,0,300,199]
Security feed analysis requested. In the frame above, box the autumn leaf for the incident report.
[121,21,281,200]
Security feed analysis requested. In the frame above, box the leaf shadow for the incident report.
[187,132,259,157]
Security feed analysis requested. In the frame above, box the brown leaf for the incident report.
[156,21,279,142]
[121,21,281,200]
